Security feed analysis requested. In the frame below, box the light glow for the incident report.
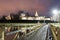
[52,9,58,15]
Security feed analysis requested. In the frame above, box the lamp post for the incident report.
[52,9,58,22]
[52,9,60,23]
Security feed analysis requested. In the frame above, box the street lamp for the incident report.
[52,9,60,23]
[52,9,58,15]
[52,9,58,22]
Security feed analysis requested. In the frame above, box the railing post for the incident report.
[1,28,4,40]
[2,30,4,40]
[25,25,26,35]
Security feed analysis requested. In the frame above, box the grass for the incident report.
[56,27,60,40]
[51,25,60,40]
[0,28,2,38]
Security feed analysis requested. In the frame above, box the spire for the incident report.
[5,14,11,20]
[35,11,38,16]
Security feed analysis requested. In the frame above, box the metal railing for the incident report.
[5,24,44,40]
[50,25,57,40]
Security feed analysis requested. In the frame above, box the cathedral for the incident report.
[5,11,50,20]
[21,11,45,20]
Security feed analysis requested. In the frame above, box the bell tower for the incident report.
[35,11,38,17]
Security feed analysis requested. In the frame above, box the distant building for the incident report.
[5,14,11,20]
[4,11,51,20]
[20,13,27,20]
[35,11,38,17]
[50,17,52,20]
[21,11,46,20]
[27,17,34,20]
[21,13,26,17]
[34,11,45,20]
[21,17,27,20]
[5,13,20,20]
[34,11,39,20]
[45,18,50,20]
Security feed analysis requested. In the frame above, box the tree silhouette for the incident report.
[1,16,6,20]
[26,12,30,17]
[17,10,25,20]
[13,14,19,20]
[18,10,24,16]
[10,13,20,20]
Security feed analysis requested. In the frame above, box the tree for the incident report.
[10,13,19,20]
[26,12,30,17]
[18,10,24,16]
[1,16,6,20]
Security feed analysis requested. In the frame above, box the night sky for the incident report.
[0,0,60,17]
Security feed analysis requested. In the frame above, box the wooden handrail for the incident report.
[50,25,57,40]
[13,33,18,40]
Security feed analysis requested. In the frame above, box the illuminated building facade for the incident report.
[5,11,51,20]
[21,11,47,20]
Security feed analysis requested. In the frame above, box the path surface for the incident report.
[26,25,49,40]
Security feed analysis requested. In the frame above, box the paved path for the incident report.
[47,25,53,40]
[26,25,49,40]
